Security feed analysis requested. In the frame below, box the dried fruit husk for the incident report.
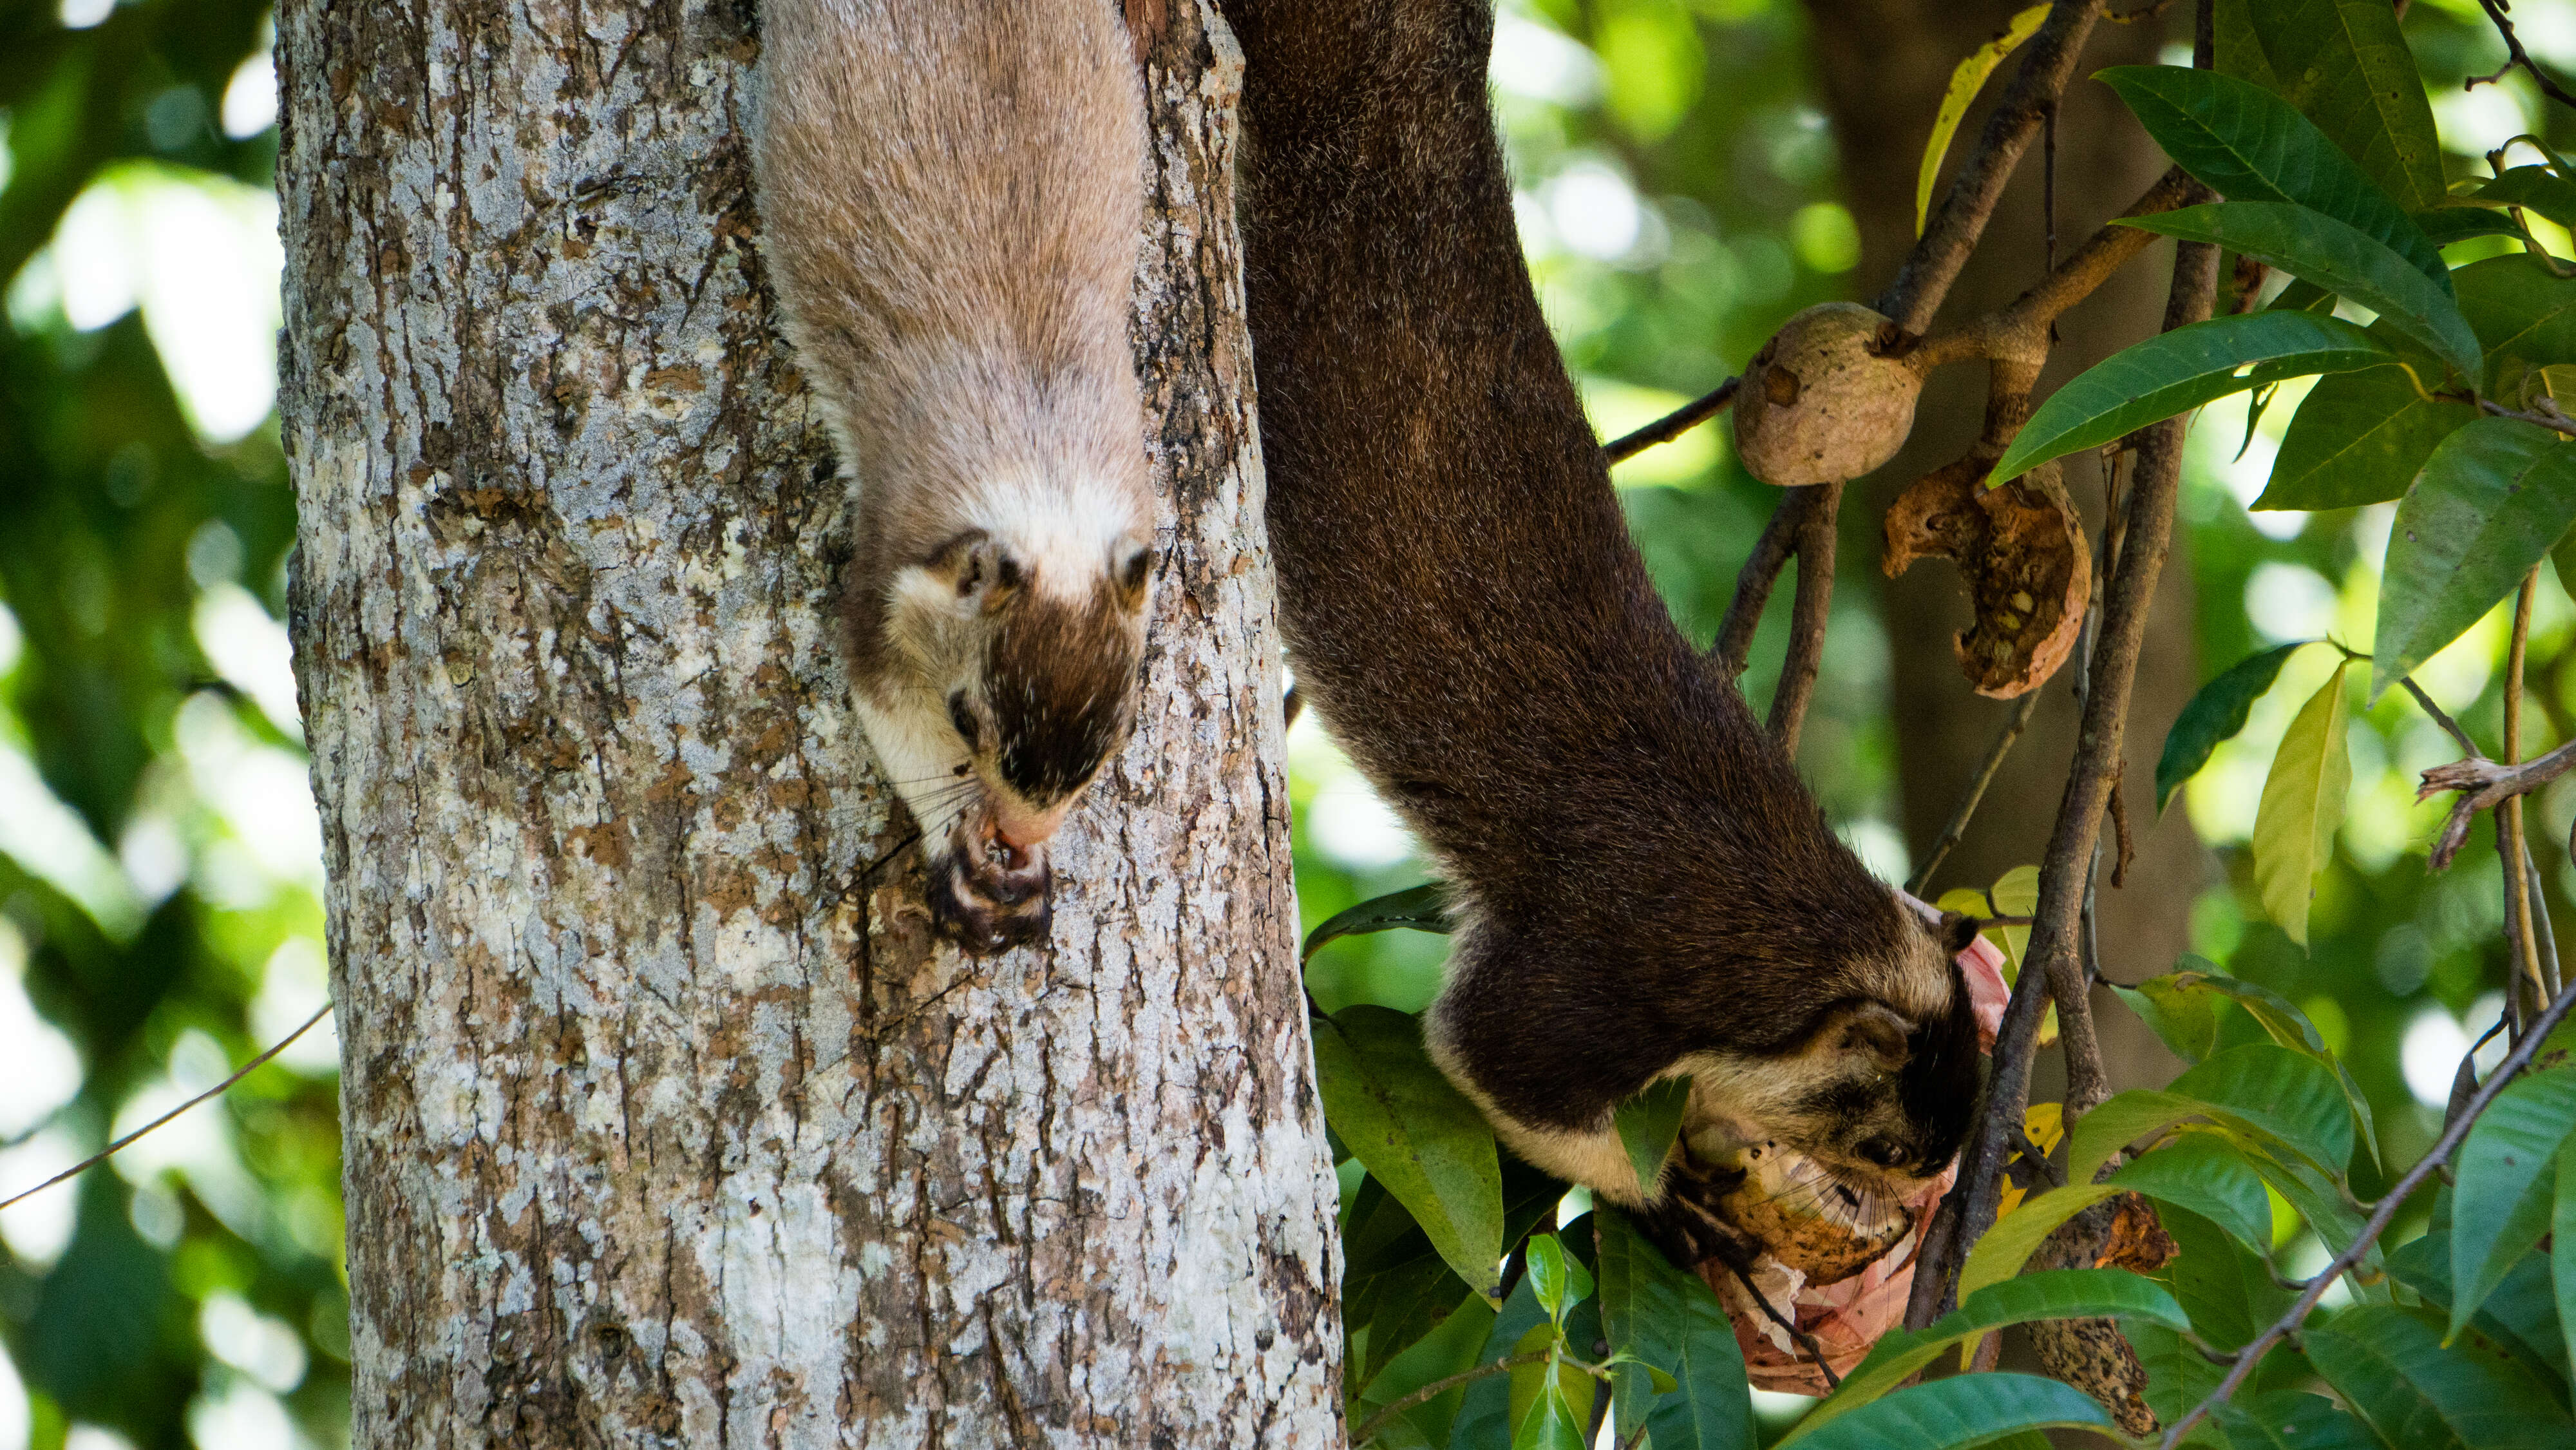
[1705,1141,1913,1286]
[1882,455,2090,698]
[1733,303,1924,488]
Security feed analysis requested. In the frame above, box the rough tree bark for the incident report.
[1806,0,2204,1091]
[277,1,1341,1445]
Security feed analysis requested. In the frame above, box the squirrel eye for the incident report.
[1858,1139,1910,1169]
[947,691,981,752]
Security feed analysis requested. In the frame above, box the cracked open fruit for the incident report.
[1883,455,2090,698]
[1733,302,1924,488]
[1704,1140,1914,1286]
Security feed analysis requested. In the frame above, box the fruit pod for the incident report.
[1883,455,2090,698]
[1733,302,1925,487]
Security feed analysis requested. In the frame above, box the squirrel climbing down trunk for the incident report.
[1224,0,1982,1268]
[753,0,1159,954]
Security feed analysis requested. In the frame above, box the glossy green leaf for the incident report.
[2155,642,2313,812]
[2262,359,2476,510]
[2416,205,2531,247]
[2212,1392,2381,1450]
[2107,1132,2274,1253]
[1957,1183,2126,1300]
[2250,661,2351,948]
[1784,1270,2186,1444]
[1506,1324,1591,1450]
[2242,1149,2378,1271]
[1303,884,1454,961]
[2473,166,2576,231]
[1596,1208,1755,1450]
[2387,1205,2571,1395]
[2452,1068,2576,1342]
[2557,1138,2576,1386]
[2459,253,2576,405]
[1351,1287,1497,1447]
[2242,0,2447,212]
[1915,5,2050,237]
[2171,1043,2356,1175]
[1525,1234,1594,1326]
[1786,1373,2111,1450]
[2211,0,2280,89]
[2097,66,2445,281]
[1991,310,2388,483]
[1312,1006,1504,1296]
[2121,968,2380,1167]
[1613,1078,1691,1202]
[2119,202,2480,379]
[2373,418,2576,701]
[1453,1275,1553,1448]
[2306,1304,2575,1449]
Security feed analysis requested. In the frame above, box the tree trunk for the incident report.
[276,2,1342,1445]
[1804,0,2205,1091]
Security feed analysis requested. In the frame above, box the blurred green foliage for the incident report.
[8,0,2576,1445]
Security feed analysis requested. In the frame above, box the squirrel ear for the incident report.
[1937,910,1982,955]
[1821,1002,1913,1071]
[1113,538,1154,611]
[922,529,1022,613]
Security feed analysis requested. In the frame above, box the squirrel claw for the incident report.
[923,823,1054,955]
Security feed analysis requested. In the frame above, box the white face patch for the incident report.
[963,468,1148,606]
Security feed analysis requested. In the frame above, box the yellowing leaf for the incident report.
[1994,1102,2068,1223]
[2252,662,2353,947]
[1915,5,2050,237]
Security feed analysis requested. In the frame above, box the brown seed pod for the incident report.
[1733,303,1924,487]
[1706,1141,1912,1286]
[1882,455,2090,698]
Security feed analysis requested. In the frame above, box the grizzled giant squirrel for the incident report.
[1223,0,1983,1265]
[753,0,1157,954]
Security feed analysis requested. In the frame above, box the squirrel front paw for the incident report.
[923,819,1053,955]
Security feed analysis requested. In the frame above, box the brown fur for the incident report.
[1225,0,1979,1257]
[755,0,1157,951]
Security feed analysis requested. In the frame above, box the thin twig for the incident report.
[1908,692,2043,895]
[1603,377,1740,463]
[1720,1256,1842,1389]
[2419,737,2576,870]
[0,1002,334,1214]
[1766,480,1842,755]
[2159,972,2576,1448]
[1712,485,1818,679]
[1350,1351,1553,1445]
[2401,676,2477,755]
[2471,0,2576,112]
[2506,569,2547,1033]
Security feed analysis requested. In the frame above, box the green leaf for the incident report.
[2373,418,2576,701]
[1526,1234,1594,1326]
[1956,1183,2126,1301]
[2212,0,2280,90]
[2557,1138,2576,1387]
[1454,1275,1554,1449]
[2096,66,2445,282]
[1352,1287,1498,1447]
[1510,1375,1591,1450]
[2305,1304,2574,1449]
[2170,1043,2357,1176]
[1312,1006,1505,1296]
[2459,253,2576,405]
[1991,310,2389,482]
[2120,203,2481,380]
[2452,1068,2576,1342]
[1596,1208,1756,1450]
[2387,1202,2571,1396]
[2416,205,2532,247]
[2211,1392,2381,1450]
[2107,1133,2274,1254]
[1784,1374,2112,1450]
[2241,0,2447,213]
[1915,5,2051,237]
[1613,1078,1692,1203]
[1784,1270,2187,1444]
[2250,660,2351,948]
[2261,359,2476,510]
[2155,642,2315,813]
[1303,884,1455,961]
[2472,166,2576,231]
[2121,968,2380,1168]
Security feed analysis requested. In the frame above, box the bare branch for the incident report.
[0,1003,334,1214]
[1712,484,1823,679]
[1603,377,1741,463]
[2159,971,2576,1448]
[2420,737,2576,870]
[1907,692,2043,895]
[1766,480,1843,755]
[2470,0,2576,112]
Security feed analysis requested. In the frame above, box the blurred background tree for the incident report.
[2,0,2573,1445]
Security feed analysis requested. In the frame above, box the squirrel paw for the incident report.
[923,823,1053,955]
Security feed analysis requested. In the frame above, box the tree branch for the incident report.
[1906,691,2044,895]
[1766,480,1843,756]
[2159,970,2576,1448]
[2470,0,2576,112]
[1350,1351,1553,1446]
[1603,378,1740,463]
[2419,737,2576,870]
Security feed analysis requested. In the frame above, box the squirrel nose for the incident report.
[990,801,1071,852]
